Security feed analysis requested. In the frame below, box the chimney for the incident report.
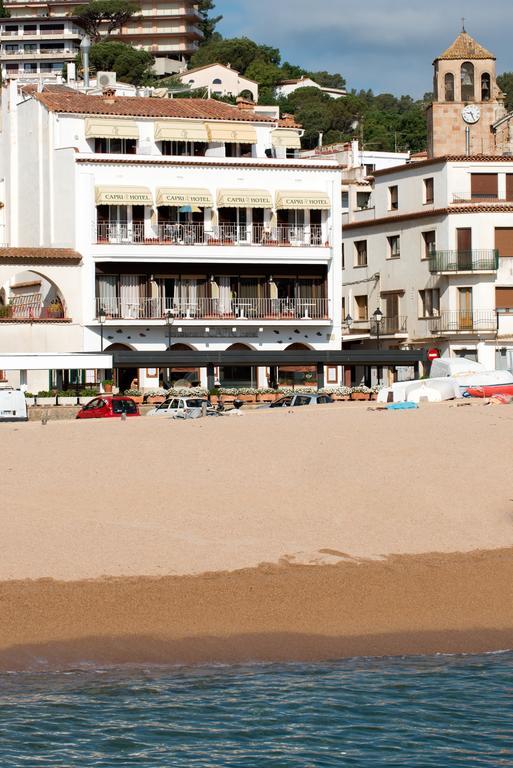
[280,113,296,126]
[236,96,255,110]
[102,87,116,97]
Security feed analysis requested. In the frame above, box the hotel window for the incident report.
[341,191,349,209]
[424,177,434,204]
[356,191,371,210]
[5,63,17,72]
[24,43,37,53]
[94,137,137,154]
[354,294,368,321]
[354,240,368,267]
[225,142,253,158]
[160,140,207,157]
[470,173,498,200]
[5,44,19,53]
[496,288,513,314]
[387,235,400,259]
[418,289,440,318]
[389,185,398,211]
[422,230,436,259]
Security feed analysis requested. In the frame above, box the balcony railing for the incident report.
[96,297,330,321]
[94,223,330,248]
[428,310,497,334]
[452,193,512,204]
[370,315,408,336]
[429,250,499,273]
[0,297,67,321]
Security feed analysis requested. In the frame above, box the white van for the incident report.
[0,387,28,422]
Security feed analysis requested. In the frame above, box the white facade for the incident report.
[177,63,259,102]
[0,83,342,392]
[276,77,346,100]
[342,157,513,369]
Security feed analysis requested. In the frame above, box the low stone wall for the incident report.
[27,405,155,421]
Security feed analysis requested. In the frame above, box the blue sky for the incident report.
[213,0,513,97]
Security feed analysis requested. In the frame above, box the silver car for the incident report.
[147,397,218,418]
[260,393,334,409]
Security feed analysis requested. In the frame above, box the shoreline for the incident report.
[2,548,513,670]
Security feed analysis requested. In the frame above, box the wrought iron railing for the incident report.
[429,250,499,273]
[94,223,329,247]
[96,297,330,321]
[370,315,408,335]
[428,310,497,334]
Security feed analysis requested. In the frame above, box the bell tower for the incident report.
[427,29,505,157]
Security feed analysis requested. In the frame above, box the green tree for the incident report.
[245,58,282,88]
[0,0,10,18]
[189,36,280,75]
[308,70,346,90]
[497,72,513,112]
[197,0,222,42]
[75,0,140,43]
[88,40,154,84]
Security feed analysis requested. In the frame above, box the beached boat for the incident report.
[429,358,513,393]
[405,380,459,403]
[465,384,513,398]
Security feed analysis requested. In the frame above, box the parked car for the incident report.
[147,397,218,418]
[76,396,140,419]
[260,393,334,409]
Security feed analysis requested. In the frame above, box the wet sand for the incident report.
[2,403,513,667]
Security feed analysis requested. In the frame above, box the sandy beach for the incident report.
[2,402,513,668]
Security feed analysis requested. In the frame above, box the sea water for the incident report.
[1,652,512,767]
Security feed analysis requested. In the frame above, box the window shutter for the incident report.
[495,228,513,257]
[470,174,498,199]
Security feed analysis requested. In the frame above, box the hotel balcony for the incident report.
[95,297,330,322]
[0,296,69,323]
[429,250,499,274]
[428,311,497,335]
[94,223,330,249]
[451,192,513,204]
[370,315,408,337]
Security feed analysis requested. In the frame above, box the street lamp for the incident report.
[166,310,174,349]
[373,307,383,351]
[79,35,91,88]
[344,314,353,332]
[98,309,106,352]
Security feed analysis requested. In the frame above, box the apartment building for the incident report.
[0,83,342,392]
[342,32,513,372]
[0,0,202,82]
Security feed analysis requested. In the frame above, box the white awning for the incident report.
[271,129,302,149]
[95,186,153,206]
[156,188,213,207]
[206,122,257,144]
[217,189,273,208]
[0,353,113,371]
[276,191,331,210]
[85,117,139,140]
[154,120,209,142]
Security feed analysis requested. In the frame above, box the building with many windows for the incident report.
[342,32,513,373]
[0,82,343,392]
[0,0,202,82]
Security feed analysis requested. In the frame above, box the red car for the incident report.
[76,395,140,419]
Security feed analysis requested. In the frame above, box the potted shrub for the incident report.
[24,392,35,407]
[57,390,78,406]
[320,386,351,401]
[370,385,381,401]
[36,391,57,406]
[124,388,144,403]
[350,385,371,401]
[102,379,113,394]
[233,387,258,403]
[219,387,237,404]
[145,389,166,404]
[209,387,220,405]
[79,388,97,405]
[256,388,279,402]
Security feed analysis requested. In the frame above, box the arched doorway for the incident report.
[105,343,136,393]
[220,343,256,388]
[280,343,317,388]
[161,343,201,389]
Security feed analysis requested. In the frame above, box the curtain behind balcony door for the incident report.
[174,279,198,312]
[97,275,117,315]
[120,275,140,319]
[218,276,232,314]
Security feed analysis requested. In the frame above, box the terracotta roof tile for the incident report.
[33,93,276,123]
[436,31,495,61]
[0,247,82,262]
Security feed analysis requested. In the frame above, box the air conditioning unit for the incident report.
[97,71,116,88]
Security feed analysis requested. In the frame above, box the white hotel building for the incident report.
[0,83,343,392]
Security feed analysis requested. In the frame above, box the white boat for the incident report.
[405,380,460,403]
[429,358,513,393]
